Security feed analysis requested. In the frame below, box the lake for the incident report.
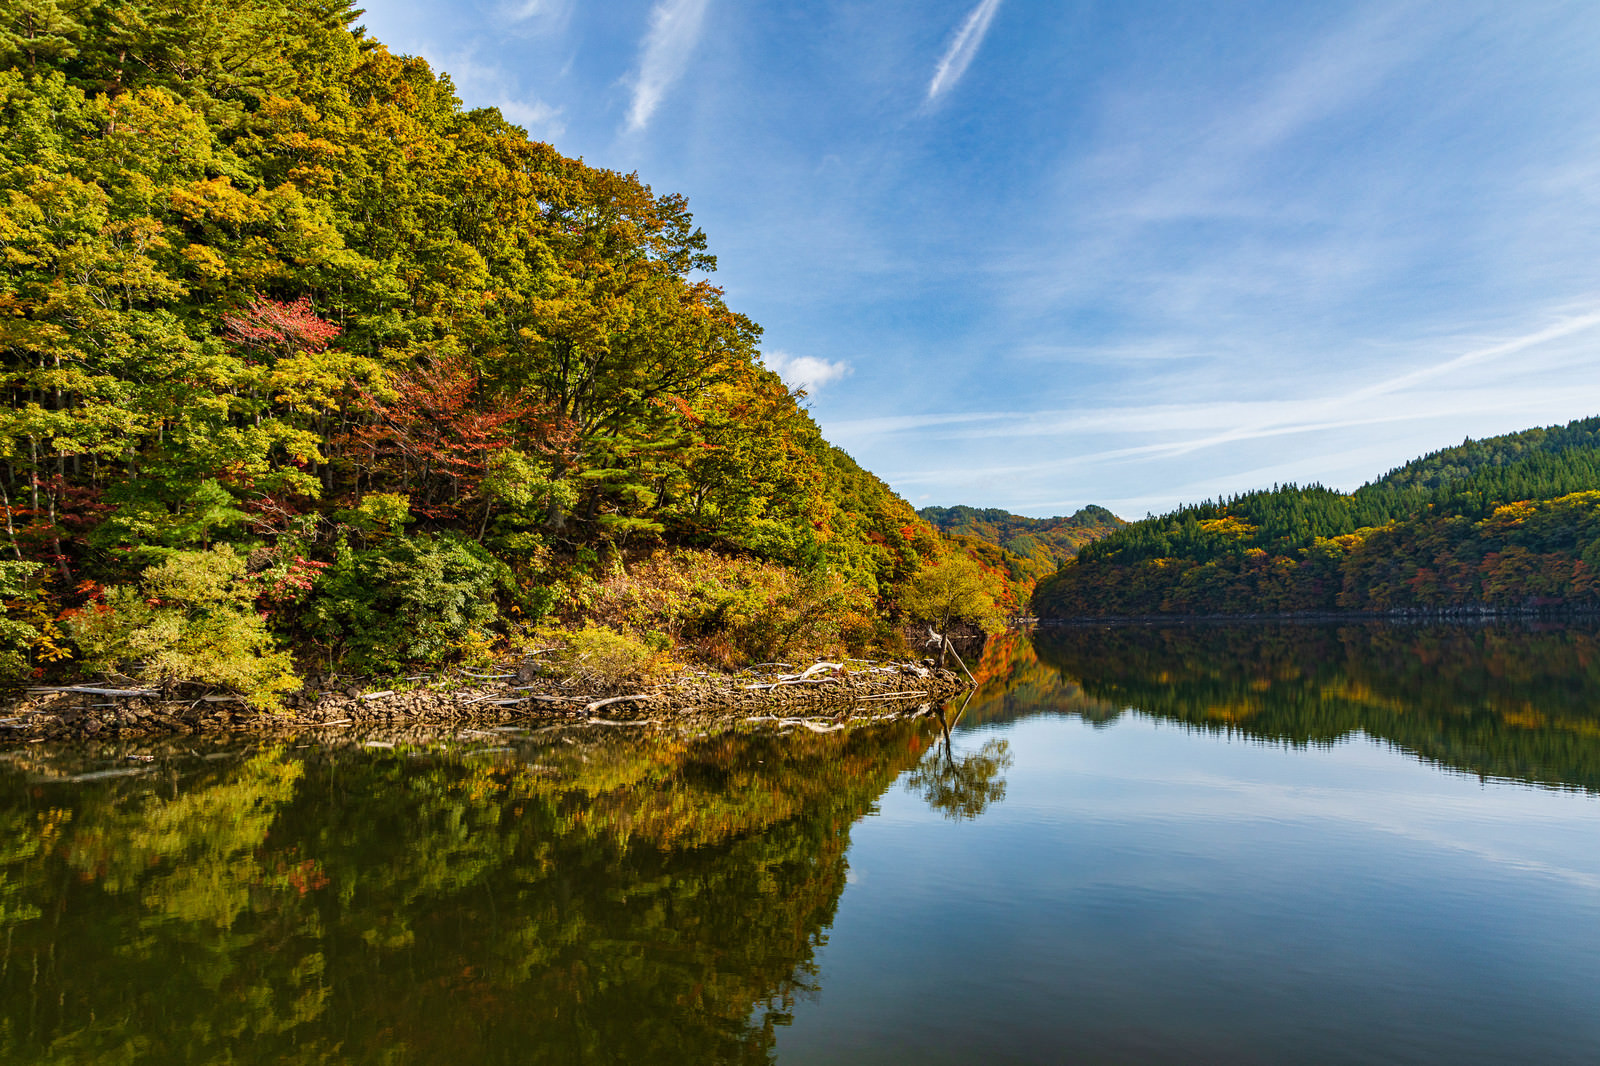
[3,621,1599,1064]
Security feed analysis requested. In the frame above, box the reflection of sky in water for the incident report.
[781,715,1600,1065]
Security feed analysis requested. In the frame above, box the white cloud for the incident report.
[496,98,566,139]
[626,0,711,132]
[763,350,853,394]
[927,0,1003,102]
[825,302,1600,515]
[409,46,567,138]
[500,0,572,34]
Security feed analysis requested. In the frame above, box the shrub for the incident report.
[544,625,669,687]
[306,531,514,673]
[65,547,298,710]
[0,560,48,685]
[585,549,879,668]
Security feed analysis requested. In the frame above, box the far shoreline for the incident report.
[1032,606,1600,627]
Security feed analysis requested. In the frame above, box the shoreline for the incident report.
[1033,606,1600,627]
[3,659,970,744]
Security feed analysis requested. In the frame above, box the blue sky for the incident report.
[358,1,1600,519]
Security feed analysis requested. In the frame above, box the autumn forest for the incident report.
[7,1,1600,706]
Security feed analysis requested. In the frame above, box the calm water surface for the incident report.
[3,622,1599,1063]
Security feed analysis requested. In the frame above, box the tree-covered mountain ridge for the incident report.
[1034,415,1600,618]
[918,504,1126,597]
[0,0,1013,699]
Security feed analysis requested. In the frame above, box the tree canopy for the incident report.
[0,0,955,684]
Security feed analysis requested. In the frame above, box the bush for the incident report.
[0,560,48,685]
[543,624,670,687]
[585,549,880,668]
[306,531,514,673]
[65,547,298,710]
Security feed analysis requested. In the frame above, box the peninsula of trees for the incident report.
[0,0,1017,701]
[1033,416,1600,618]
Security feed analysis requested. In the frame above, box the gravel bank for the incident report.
[3,659,969,743]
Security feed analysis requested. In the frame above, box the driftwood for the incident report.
[743,677,841,691]
[27,686,161,698]
[742,661,848,690]
[743,715,848,734]
[51,767,154,783]
[925,628,979,687]
[585,694,653,713]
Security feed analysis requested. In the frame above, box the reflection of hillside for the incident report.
[1033,622,1600,793]
[960,630,1123,728]
[0,724,934,1065]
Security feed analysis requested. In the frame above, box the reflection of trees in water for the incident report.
[959,629,1122,728]
[906,703,1012,820]
[0,723,943,1065]
[1029,621,1600,793]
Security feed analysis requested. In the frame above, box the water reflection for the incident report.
[907,701,1013,821]
[0,723,950,1065]
[9,619,1597,1063]
[966,622,1600,793]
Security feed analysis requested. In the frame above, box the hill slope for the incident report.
[1033,417,1600,618]
[0,0,959,687]
[919,505,1125,577]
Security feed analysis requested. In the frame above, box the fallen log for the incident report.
[585,694,653,712]
[27,686,160,698]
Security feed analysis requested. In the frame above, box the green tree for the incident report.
[903,557,1005,636]
[66,545,298,708]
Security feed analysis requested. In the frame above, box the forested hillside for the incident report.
[1034,416,1600,617]
[0,0,974,695]
[919,505,1123,572]
[918,504,1123,600]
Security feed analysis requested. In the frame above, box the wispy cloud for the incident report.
[763,350,853,395]
[405,47,566,138]
[839,308,1600,451]
[826,303,1600,515]
[927,0,1003,102]
[496,98,566,139]
[500,0,572,34]
[626,0,711,132]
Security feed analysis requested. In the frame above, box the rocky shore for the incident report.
[3,659,970,744]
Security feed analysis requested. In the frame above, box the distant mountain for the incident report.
[1033,415,1600,619]
[920,504,1126,584]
